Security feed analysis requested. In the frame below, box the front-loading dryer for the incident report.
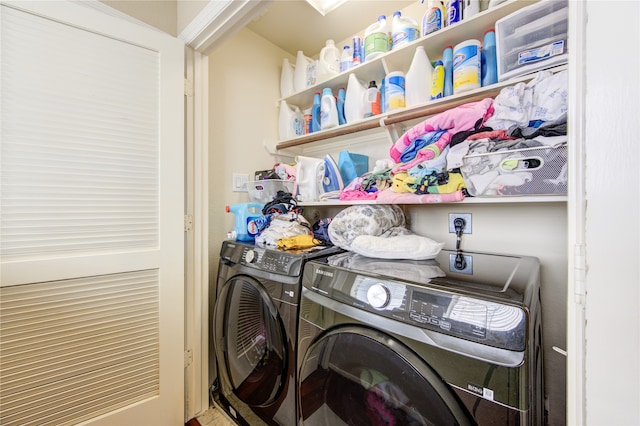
[212,240,340,426]
[297,249,544,425]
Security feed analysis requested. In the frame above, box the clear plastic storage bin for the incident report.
[460,145,567,196]
[495,0,568,82]
[247,179,295,203]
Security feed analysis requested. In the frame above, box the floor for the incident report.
[193,404,236,426]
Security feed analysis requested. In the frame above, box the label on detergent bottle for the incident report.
[384,72,405,111]
[392,28,419,47]
[364,32,389,60]
[422,5,444,35]
[431,60,445,100]
[446,0,462,26]
[453,40,481,94]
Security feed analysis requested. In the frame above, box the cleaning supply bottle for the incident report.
[481,29,498,86]
[320,87,339,130]
[446,0,462,26]
[363,81,381,117]
[340,45,353,72]
[453,39,481,94]
[280,58,295,98]
[337,87,347,125]
[383,71,406,112]
[443,45,454,97]
[405,46,433,107]
[293,50,312,92]
[422,0,445,36]
[431,60,445,100]
[278,100,304,140]
[311,91,321,132]
[391,11,419,50]
[225,202,264,242]
[353,36,363,65]
[364,15,390,61]
[463,0,480,19]
[317,39,340,83]
[344,73,367,123]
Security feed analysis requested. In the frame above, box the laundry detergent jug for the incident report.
[226,202,264,242]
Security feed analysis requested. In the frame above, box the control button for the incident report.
[245,249,256,263]
[367,283,391,309]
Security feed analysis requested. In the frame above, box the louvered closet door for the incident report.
[0,2,184,425]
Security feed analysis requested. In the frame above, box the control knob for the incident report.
[366,283,391,309]
[245,249,256,263]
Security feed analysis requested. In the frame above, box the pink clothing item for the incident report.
[339,190,378,201]
[375,188,465,204]
[389,98,495,170]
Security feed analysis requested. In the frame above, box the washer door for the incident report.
[299,325,474,426]
[214,275,287,407]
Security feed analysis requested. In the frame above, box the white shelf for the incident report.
[300,195,567,207]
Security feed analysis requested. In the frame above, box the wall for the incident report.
[100,0,177,36]
[584,1,640,425]
[177,0,208,36]
[207,27,294,284]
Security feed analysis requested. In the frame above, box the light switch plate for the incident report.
[232,173,249,192]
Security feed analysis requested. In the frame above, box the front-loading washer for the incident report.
[212,240,340,426]
[297,249,544,425]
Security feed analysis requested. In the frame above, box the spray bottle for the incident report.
[225,202,264,242]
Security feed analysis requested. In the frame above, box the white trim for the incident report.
[566,1,587,425]
[194,50,210,416]
[183,47,210,419]
[178,0,271,53]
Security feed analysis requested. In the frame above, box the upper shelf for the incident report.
[276,63,567,150]
[277,0,541,104]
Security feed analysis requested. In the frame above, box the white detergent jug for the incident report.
[317,39,341,83]
[344,73,367,123]
[295,156,325,202]
[280,58,295,98]
[405,46,433,106]
[294,50,313,92]
[278,100,304,140]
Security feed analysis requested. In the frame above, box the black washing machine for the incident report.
[297,249,544,425]
[212,240,340,426]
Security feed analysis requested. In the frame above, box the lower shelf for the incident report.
[299,195,567,206]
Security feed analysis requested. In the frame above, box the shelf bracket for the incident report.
[381,119,402,145]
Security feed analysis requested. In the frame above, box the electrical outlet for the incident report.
[449,253,473,274]
[448,213,472,233]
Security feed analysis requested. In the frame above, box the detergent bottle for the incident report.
[364,15,390,61]
[226,202,264,242]
[317,39,341,83]
[391,11,419,50]
[293,50,313,92]
[405,46,432,106]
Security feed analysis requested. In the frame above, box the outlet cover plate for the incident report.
[232,173,249,192]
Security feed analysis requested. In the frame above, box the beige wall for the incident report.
[101,0,177,35]
[177,0,209,36]
[207,27,294,281]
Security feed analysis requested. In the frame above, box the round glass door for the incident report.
[298,325,474,426]
[215,275,287,407]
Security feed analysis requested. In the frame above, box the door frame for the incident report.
[181,1,589,424]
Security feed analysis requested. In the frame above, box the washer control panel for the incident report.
[240,246,298,275]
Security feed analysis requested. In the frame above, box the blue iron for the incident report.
[322,154,344,193]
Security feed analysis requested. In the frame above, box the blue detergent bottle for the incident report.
[226,202,264,242]
[481,29,498,87]
[443,45,454,97]
[337,87,347,125]
[311,91,322,132]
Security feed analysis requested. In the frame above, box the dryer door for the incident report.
[299,325,474,426]
[214,274,287,406]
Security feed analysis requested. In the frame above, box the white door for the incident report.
[0,1,185,425]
